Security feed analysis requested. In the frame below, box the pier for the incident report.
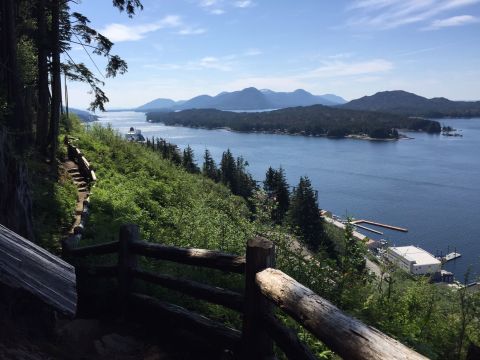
[351,219,408,233]
[438,252,461,263]
[354,224,384,235]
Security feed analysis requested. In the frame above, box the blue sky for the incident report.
[68,0,480,109]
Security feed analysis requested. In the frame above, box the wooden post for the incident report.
[118,224,139,317]
[242,237,275,359]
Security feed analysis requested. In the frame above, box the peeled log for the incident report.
[0,224,77,316]
[256,268,427,360]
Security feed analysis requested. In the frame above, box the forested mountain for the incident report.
[146,105,441,139]
[69,108,99,122]
[136,98,177,111]
[342,90,480,117]
[135,87,346,111]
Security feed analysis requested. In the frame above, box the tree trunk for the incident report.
[49,0,61,163]
[3,0,27,149]
[36,0,49,154]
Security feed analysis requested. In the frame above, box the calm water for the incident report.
[95,111,480,280]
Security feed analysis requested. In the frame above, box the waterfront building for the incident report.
[387,245,441,275]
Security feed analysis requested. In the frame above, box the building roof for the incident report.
[389,245,441,266]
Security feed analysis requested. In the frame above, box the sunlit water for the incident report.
[94,111,480,280]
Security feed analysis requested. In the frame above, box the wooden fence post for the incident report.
[242,236,275,359]
[118,224,139,317]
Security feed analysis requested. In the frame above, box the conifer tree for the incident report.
[203,149,219,182]
[182,145,199,173]
[220,149,238,193]
[288,176,333,255]
[263,166,290,223]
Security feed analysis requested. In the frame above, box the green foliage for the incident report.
[74,124,254,253]
[30,160,77,252]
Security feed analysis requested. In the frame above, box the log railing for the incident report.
[65,224,427,360]
[65,137,97,183]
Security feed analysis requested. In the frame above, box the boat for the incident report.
[125,127,146,142]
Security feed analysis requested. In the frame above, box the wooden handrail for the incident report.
[70,224,427,360]
[75,265,117,277]
[130,240,246,274]
[256,268,427,360]
[67,241,119,257]
[129,292,241,350]
[131,268,244,312]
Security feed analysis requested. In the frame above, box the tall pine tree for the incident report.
[288,176,334,255]
[182,145,199,173]
[203,149,219,182]
[263,166,290,223]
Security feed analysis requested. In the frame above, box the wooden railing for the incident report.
[65,138,97,183]
[64,224,426,360]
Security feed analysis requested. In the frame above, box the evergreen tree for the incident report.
[288,176,333,255]
[263,166,290,223]
[203,149,219,182]
[235,156,256,200]
[272,167,290,223]
[182,145,199,173]
[264,166,276,194]
[220,149,238,193]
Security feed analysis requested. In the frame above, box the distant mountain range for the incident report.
[341,90,480,118]
[135,87,347,112]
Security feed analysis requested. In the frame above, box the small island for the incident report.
[146,105,441,140]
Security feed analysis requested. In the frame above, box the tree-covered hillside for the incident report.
[342,90,480,118]
[146,105,441,139]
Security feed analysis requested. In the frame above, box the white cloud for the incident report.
[226,58,393,92]
[145,55,233,72]
[178,27,207,35]
[424,14,479,29]
[305,59,393,78]
[211,9,226,14]
[347,0,480,29]
[234,0,255,8]
[244,48,262,56]
[101,15,181,42]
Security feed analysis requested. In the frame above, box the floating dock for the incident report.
[438,252,461,263]
[354,224,384,235]
[351,220,408,233]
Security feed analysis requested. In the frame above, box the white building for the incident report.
[387,246,441,275]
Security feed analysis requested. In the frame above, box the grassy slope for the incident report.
[74,124,254,254]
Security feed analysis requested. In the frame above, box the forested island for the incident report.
[146,105,441,139]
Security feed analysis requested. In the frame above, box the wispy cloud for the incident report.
[227,58,394,91]
[144,49,263,73]
[178,27,207,35]
[424,14,479,29]
[347,0,480,29]
[199,0,226,14]
[304,59,393,78]
[145,56,233,72]
[234,0,255,8]
[101,15,205,42]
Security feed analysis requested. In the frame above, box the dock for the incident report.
[351,219,408,233]
[354,224,384,235]
[438,252,461,263]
